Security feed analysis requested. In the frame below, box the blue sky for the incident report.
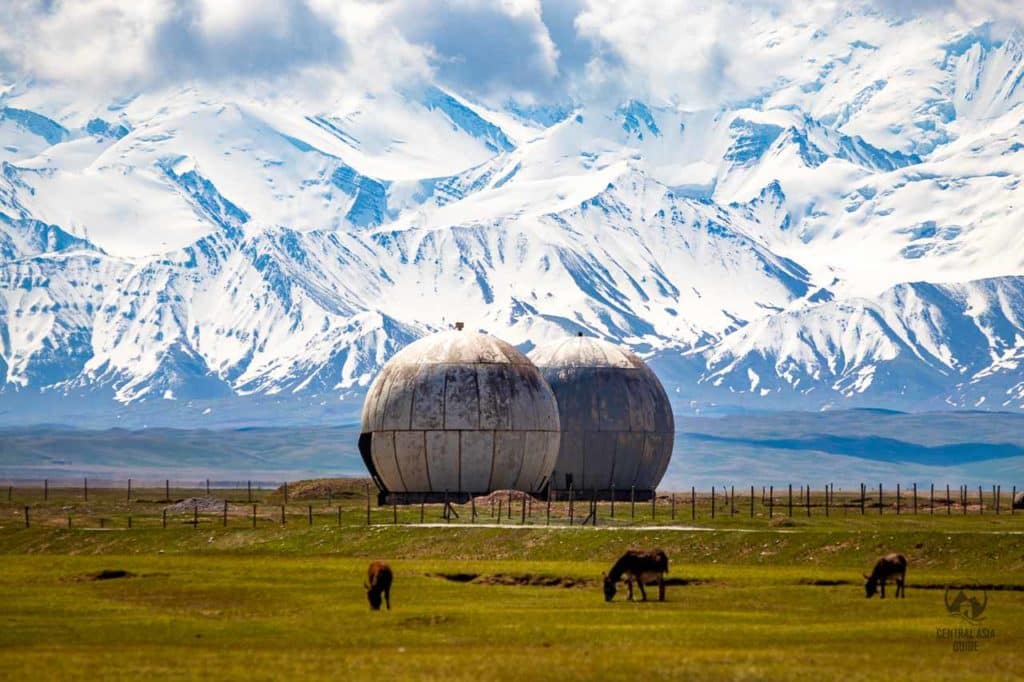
[1,1,1021,107]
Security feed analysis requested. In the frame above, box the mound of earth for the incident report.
[164,497,225,513]
[276,478,373,500]
[473,490,536,505]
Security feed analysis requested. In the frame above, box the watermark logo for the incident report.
[937,582,995,653]
[944,584,987,624]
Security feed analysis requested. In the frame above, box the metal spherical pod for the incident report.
[360,329,560,502]
[529,336,674,495]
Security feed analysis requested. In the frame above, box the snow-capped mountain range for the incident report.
[2,16,1024,423]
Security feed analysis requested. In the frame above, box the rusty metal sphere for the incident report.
[528,336,674,493]
[360,329,560,499]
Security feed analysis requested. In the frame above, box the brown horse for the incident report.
[603,549,669,602]
[864,553,907,599]
[365,561,393,610]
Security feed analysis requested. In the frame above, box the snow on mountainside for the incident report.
[2,16,1024,422]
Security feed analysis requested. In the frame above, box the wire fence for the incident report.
[0,478,1020,530]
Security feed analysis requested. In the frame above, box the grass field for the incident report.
[0,482,1021,681]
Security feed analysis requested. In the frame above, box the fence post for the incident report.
[247,480,252,503]
[24,506,29,528]
[223,500,228,527]
[878,483,883,514]
[860,483,865,515]
[7,485,11,502]
[194,504,199,529]
[651,490,656,521]
[731,486,736,517]
[930,484,934,515]
[546,486,552,526]
[711,487,716,520]
[281,504,286,525]
[629,486,635,519]
[671,493,676,520]
[498,500,503,525]
[750,486,755,518]
[166,479,170,502]
[444,490,450,523]
[805,484,810,517]
[253,504,257,528]
[366,484,371,526]
[946,484,951,515]
[392,500,397,525]
[420,501,425,524]
[769,486,774,518]
[610,486,615,518]
[913,483,918,514]
[67,514,72,529]
[206,479,210,495]
[84,478,88,501]
[508,491,513,521]
[44,479,48,502]
[471,495,476,524]
[691,486,696,520]
[994,485,999,515]
[163,509,167,529]
[127,478,132,503]
[896,483,901,515]
[978,486,983,515]
[521,495,526,525]
[1013,486,1016,515]
[569,487,575,527]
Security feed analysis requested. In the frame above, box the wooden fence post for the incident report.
[84,478,88,501]
[421,501,425,524]
[206,479,210,495]
[1012,486,1016,515]
[194,504,199,529]
[691,486,696,521]
[731,485,736,517]
[24,506,29,528]
[671,493,676,520]
[769,486,774,518]
[630,486,636,519]
[878,483,883,515]
[521,495,526,525]
[651,490,656,521]
[223,500,228,527]
[610,486,615,518]
[67,514,72,529]
[366,484,371,526]
[913,483,918,514]
[569,487,575,527]
[805,484,810,517]
[163,509,167,528]
[280,504,286,525]
[946,484,951,515]
[787,484,792,517]
[247,480,252,503]
[860,483,865,515]
[750,486,755,518]
[930,484,934,515]
[978,486,983,515]
[44,479,48,502]
[471,495,476,524]
[253,504,258,528]
[711,487,716,520]
[824,483,829,517]
[994,485,999,515]
[546,486,552,526]
[508,491,513,520]
[896,483,901,515]
[498,500,503,525]
[127,478,132,503]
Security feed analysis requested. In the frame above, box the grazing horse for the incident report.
[365,561,393,610]
[864,553,907,599]
[603,549,669,602]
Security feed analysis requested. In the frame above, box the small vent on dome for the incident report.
[455,322,465,331]
[577,332,583,337]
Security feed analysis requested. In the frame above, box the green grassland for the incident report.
[0,482,1021,681]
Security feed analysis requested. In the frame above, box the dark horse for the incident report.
[603,549,669,602]
[365,561,393,610]
[864,553,907,599]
